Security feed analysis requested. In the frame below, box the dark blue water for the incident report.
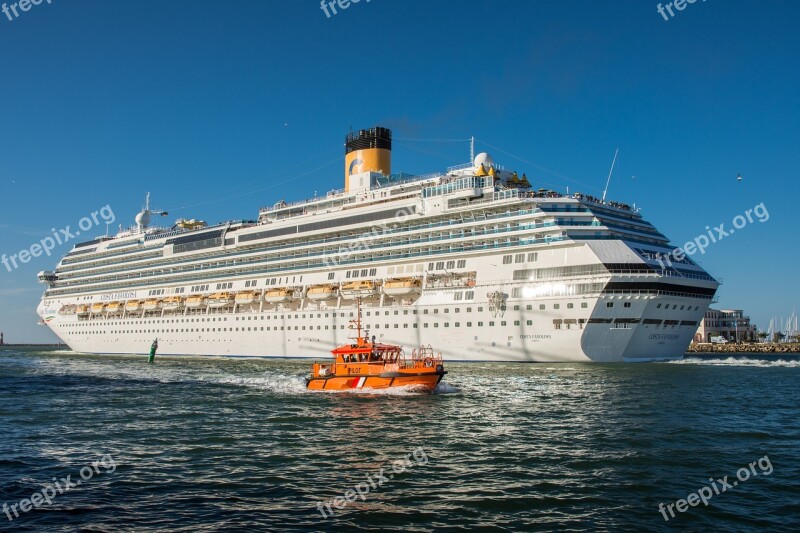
[1,348,799,532]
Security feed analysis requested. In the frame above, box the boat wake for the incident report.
[208,372,310,394]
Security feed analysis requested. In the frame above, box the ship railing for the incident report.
[409,345,443,368]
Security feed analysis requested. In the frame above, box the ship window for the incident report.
[403,310,408,315]
[567,303,574,309]
[428,263,434,271]
[501,321,506,326]
[413,324,418,328]
[673,305,677,310]
[527,252,538,262]
[424,323,428,328]
[540,304,545,310]
[436,261,444,270]
[385,311,390,316]
[369,268,376,276]
[489,321,494,326]
[478,307,483,312]
[581,302,588,308]
[502,255,512,264]
[328,273,335,280]
[434,309,439,314]
[404,324,408,328]
[361,269,368,276]
[515,254,525,263]
[394,311,398,315]
[527,320,533,325]
[514,320,520,326]
[467,322,472,327]
[513,305,520,311]
[446,261,455,269]
[457,260,466,268]
[554,304,560,310]
[625,302,632,308]
[607,302,614,308]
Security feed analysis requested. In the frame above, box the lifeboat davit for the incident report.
[340,280,377,299]
[306,285,338,301]
[265,288,292,303]
[306,300,446,392]
[59,305,77,315]
[162,296,184,311]
[185,295,207,309]
[76,305,90,317]
[143,299,162,311]
[235,290,261,306]
[383,277,422,296]
[208,292,235,308]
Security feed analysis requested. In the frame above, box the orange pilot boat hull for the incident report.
[306,371,444,391]
[306,299,447,393]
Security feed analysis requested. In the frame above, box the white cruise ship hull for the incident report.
[36,128,719,362]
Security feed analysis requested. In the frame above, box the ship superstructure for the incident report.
[37,127,719,362]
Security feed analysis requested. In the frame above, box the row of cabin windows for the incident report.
[428,259,467,271]
[345,268,378,279]
[502,252,539,265]
[76,320,546,335]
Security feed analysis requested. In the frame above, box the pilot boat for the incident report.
[306,300,446,392]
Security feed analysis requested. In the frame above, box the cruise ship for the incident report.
[36,127,719,362]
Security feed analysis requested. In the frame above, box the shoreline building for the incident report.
[694,308,757,343]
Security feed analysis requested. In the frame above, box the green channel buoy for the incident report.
[149,339,158,363]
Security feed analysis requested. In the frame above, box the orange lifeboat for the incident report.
[306,300,446,392]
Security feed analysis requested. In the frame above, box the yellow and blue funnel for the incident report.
[344,127,392,192]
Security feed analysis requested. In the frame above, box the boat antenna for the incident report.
[349,297,364,340]
[601,148,619,203]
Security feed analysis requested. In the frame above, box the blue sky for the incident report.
[0,0,797,343]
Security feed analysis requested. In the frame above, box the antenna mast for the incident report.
[602,148,619,203]
[470,136,475,164]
